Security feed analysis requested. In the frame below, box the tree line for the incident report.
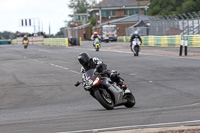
[0,31,18,40]
[147,0,200,16]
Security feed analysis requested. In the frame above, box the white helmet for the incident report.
[134,31,138,35]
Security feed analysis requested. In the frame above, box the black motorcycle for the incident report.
[75,64,135,110]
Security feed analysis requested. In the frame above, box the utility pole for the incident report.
[49,22,51,38]
[137,0,140,21]
[99,5,102,25]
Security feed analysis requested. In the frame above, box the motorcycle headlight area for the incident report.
[93,77,100,86]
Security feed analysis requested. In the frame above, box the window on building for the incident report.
[124,9,141,16]
[135,8,141,14]
[74,16,80,21]
[112,10,116,16]
[102,10,116,17]
[81,16,86,22]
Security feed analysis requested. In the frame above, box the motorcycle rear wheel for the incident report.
[96,47,99,51]
[94,90,114,110]
[134,46,139,56]
[124,93,136,108]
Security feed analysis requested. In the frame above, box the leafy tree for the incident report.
[0,31,18,39]
[182,0,196,13]
[68,0,97,14]
[55,27,65,36]
[147,0,200,16]
[89,17,96,37]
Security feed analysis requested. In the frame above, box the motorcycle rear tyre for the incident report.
[94,90,114,110]
[96,47,99,51]
[134,46,139,56]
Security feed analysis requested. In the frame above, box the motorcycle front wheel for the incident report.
[94,90,114,110]
[24,45,28,49]
[124,93,136,108]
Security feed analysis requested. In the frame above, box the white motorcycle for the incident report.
[131,38,141,56]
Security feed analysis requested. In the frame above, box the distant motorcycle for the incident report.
[94,38,101,51]
[23,40,29,49]
[131,38,141,56]
[75,64,136,110]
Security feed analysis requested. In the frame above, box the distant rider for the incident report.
[91,32,101,47]
[22,35,29,43]
[130,31,142,50]
[78,52,130,93]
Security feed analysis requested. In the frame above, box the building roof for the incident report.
[98,14,150,27]
[132,20,149,27]
[75,23,90,29]
[95,0,150,8]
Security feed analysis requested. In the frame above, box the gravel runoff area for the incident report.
[97,126,200,133]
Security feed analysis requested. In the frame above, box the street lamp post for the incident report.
[174,14,180,35]
[169,15,175,35]
[193,12,200,34]
[188,12,194,35]
[137,0,140,21]
[99,5,102,25]
[178,14,184,35]
[183,13,189,35]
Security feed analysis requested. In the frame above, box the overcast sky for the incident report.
[0,0,72,34]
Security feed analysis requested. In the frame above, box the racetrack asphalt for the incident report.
[0,41,200,133]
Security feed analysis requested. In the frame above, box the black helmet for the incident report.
[78,52,90,66]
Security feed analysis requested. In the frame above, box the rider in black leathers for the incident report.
[78,52,129,92]
[22,35,29,42]
[130,31,142,50]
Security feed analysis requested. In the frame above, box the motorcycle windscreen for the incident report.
[132,38,141,45]
[85,69,95,80]
[94,38,99,44]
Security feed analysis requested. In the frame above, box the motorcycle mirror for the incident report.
[74,81,81,87]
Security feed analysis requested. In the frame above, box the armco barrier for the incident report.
[11,39,17,44]
[43,37,81,47]
[0,40,11,45]
[117,35,200,47]
[43,38,68,46]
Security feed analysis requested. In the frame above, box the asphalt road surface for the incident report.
[0,42,200,133]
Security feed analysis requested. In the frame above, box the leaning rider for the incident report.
[78,52,130,94]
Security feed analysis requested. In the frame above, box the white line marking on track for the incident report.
[56,119,200,133]
[70,70,81,74]
[29,59,80,74]
[39,49,54,53]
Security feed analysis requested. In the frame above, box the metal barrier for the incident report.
[43,37,82,47]
[126,12,200,37]
[0,40,11,45]
[149,12,200,36]
[117,35,200,47]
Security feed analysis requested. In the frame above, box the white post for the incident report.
[179,35,184,56]
[184,36,188,56]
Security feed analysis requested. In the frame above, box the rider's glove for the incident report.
[96,64,103,72]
